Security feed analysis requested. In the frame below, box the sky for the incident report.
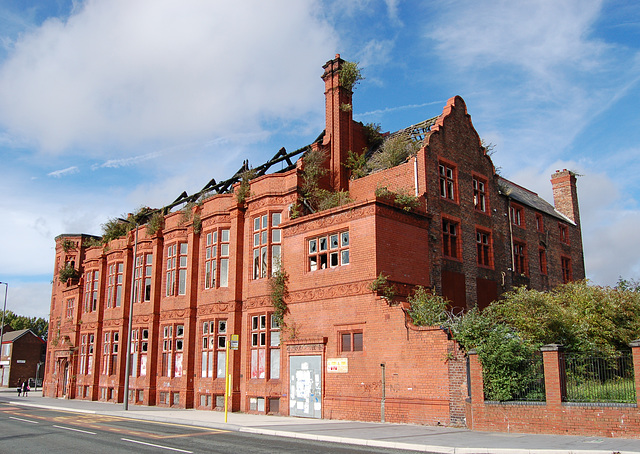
[0,0,638,319]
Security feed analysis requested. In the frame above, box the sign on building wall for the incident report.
[327,358,348,373]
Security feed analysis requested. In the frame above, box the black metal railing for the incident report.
[562,352,636,404]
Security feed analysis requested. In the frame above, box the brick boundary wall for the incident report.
[466,342,640,438]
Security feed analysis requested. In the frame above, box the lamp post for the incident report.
[119,219,138,411]
[0,282,8,387]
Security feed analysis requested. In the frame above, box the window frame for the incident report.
[510,203,525,228]
[472,174,489,213]
[340,331,363,353]
[559,223,570,245]
[513,240,528,276]
[442,217,461,260]
[307,230,350,272]
[438,160,457,202]
[476,228,494,269]
[249,313,280,380]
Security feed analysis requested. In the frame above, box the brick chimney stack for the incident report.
[321,54,353,192]
[551,169,581,226]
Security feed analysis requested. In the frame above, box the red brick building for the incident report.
[44,55,584,426]
[1,328,46,388]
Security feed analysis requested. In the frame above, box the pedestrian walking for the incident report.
[17,379,22,397]
[22,380,29,397]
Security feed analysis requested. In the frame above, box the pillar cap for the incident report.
[540,343,565,352]
[629,340,640,348]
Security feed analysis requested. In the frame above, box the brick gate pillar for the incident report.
[540,344,565,407]
[629,340,640,408]
[466,349,484,429]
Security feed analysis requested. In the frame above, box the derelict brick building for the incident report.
[44,55,584,425]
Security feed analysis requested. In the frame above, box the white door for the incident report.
[289,355,321,418]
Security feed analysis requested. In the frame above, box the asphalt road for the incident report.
[0,402,425,454]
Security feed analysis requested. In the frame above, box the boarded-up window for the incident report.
[441,270,466,313]
[476,278,498,310]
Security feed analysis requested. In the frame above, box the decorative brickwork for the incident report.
[44,56,584,428]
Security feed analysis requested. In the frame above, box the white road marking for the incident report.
[9,416,38,424]
[52,424,97,435]
[121,438,193,453]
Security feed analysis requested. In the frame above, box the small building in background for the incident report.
[1,328,46,388]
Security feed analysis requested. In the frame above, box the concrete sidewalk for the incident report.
[2,389,639,454]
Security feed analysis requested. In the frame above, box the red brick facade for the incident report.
[44,55,584,427]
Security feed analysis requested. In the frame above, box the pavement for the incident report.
[1,388,639,454]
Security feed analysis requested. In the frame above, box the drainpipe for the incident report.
[414,156,419,197]
[507,197,515,277]
[380,363,386,423]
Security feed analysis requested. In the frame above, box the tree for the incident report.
[2,311,49,341]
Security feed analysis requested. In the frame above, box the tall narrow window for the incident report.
[106,263,123,308]
[66,298,75,319]
[204,231,218,289]
[220,229,230,287]
[253,213,282,279]
[249,314,280,380]
[102,331,118,376]
[83,270,99,313]
[79,334,87,375]
[473,177,487,212]
[513,241,527,275]
[178,244,188,295]
[439,163,456,201]
[134,253,153,302]
[166,243,188,296]
[535,214,544,232]
[162,325,173,377]
[166,245,176,296]
[442,219,459,259]
[476,230,492,268]
[539,248,548,275]
[561,256,572,283]
[510,204,524,227]
[559,224,570,244]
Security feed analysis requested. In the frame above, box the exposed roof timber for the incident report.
[162,143,312,213]
[388,116,438,143]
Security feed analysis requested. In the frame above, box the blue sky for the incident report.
[0,0,639,318]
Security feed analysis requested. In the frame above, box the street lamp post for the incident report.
[0,282,8,387]
[120,219,138,411]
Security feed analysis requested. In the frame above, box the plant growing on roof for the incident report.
[375,186,420,212]
[61,239,75,252]
[368,134,421,173]
[146,211,164,235]
[58,264,79,284]
[344,150,368,179]
[363,122,384,151]
[339,60,364,91]
[236,168,256,204]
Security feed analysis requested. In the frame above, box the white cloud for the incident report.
[47,166,79,177]
[0,0,337,155]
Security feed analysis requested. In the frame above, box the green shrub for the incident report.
[407,286,448,326]
[369,273,397,304]
[338,61,364,91]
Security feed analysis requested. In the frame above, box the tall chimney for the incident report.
[551,169,581,226]
[321,54,353,192]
